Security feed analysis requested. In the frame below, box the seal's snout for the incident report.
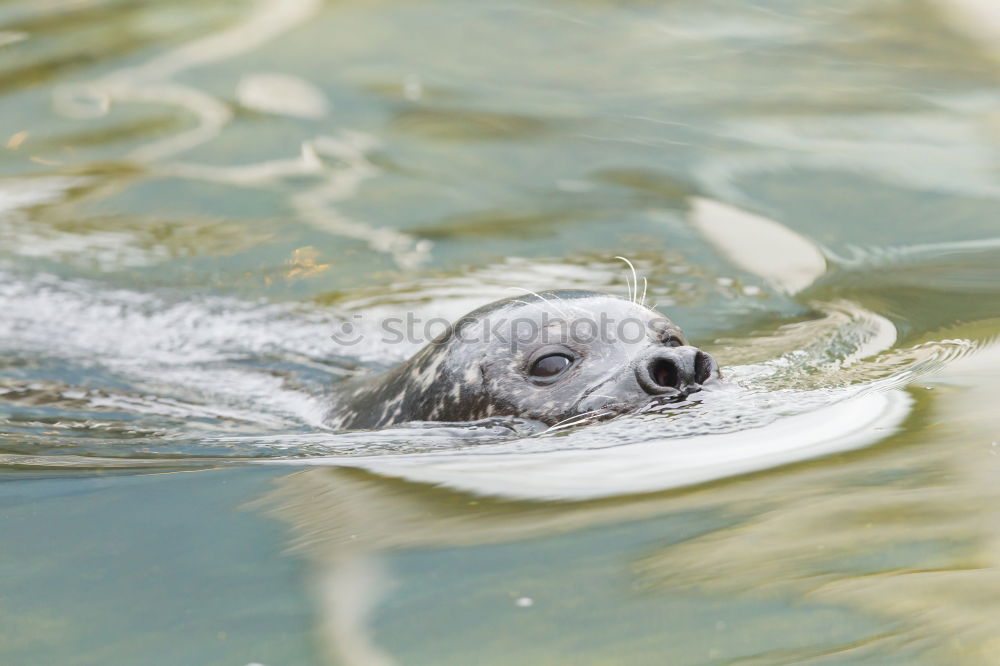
[637,347,717,395]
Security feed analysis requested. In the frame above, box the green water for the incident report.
[2,0,1000,664]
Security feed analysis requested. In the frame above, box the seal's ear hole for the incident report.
[529,353,572,379]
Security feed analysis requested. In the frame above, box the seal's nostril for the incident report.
[649,358,680,388]
[694,351,714,384]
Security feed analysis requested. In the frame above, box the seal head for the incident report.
[326,290,720,430]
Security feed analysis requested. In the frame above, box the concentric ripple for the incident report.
[0,258,984,497]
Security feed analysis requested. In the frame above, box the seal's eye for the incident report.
[664,335,683,348]
[529,353,572,379]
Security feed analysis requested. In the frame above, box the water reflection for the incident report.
[2,0,1000,662]
[258,338,1000,665]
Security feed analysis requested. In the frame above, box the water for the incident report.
[2,0,1000,663]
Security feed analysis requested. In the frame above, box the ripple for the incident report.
[390,107,558,141]
[0,264,963,498]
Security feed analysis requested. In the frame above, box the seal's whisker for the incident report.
[545,408,616,431]
[506,286,571,319]
[547,410,600,428]
[547,291,574,310]
[640,277,648,307]
[545,409,614,433]
[614,256,639,304]
[508,297,551,320]
[546,408,606,429]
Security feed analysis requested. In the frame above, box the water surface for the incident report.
[2,0,1000,664]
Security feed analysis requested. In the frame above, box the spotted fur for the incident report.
[325,290,720,430]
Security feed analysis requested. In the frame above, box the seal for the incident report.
[325,290,721,430]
